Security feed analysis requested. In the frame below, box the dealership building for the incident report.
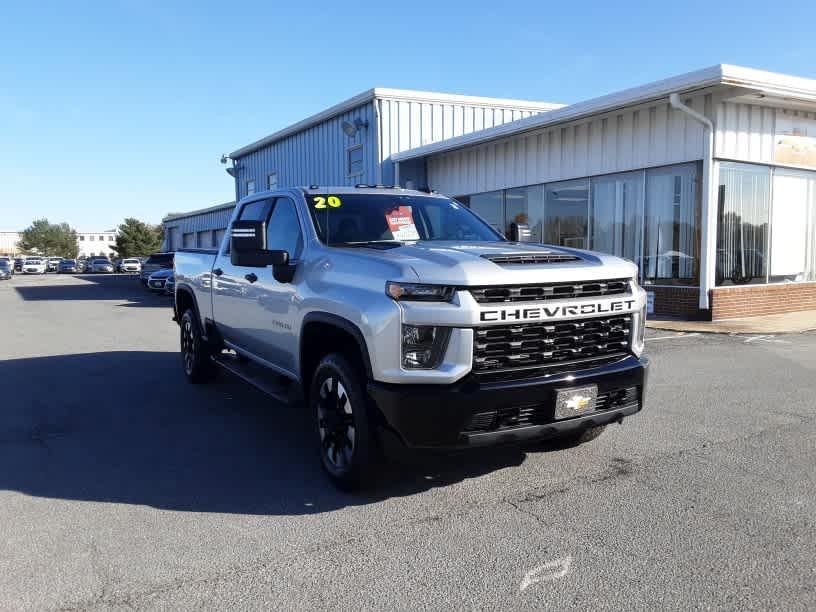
[171,64,816,319]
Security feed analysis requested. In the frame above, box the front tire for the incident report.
[311,353,375,490]
[180,309,216,384]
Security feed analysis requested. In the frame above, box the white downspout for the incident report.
[669,93,716,311]
[373,99,383,185]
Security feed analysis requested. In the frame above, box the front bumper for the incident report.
[368,355,648,449]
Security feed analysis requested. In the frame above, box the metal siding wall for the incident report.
[234,96,552,193]
[426,94,710,196]
[377,98,550,187]
[162,205,236,250]
[234,102,377,198]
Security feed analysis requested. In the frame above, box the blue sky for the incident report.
[1,0,814,231]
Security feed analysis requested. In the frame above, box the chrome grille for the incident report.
[473,315,632,377]
[482,253,581,265]
[469,278,630,303]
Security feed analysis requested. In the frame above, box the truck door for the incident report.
[211,198,273,354]
[243,196,303,373]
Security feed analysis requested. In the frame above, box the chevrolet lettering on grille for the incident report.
[480,298,639,322]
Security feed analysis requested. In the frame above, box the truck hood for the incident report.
[338,241,637,285]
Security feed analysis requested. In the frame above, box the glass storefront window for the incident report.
[590,171,643,266]
[462,163,701,285]
[468,191,504,235]
[716,162,770,286]
[642,164,699,285]
[769,169,816,283]
[543,179,589,248]
[505,185,544,241]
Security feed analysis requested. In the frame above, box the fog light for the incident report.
[402,325,451,369]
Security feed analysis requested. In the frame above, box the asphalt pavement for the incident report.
[1,274,814,611]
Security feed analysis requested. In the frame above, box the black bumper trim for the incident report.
[367,355,649,449]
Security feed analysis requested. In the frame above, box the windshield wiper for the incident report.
[332,240,404,249]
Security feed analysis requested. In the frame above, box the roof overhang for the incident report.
[392,64,816,163]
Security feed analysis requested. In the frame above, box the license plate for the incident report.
[554,385,598,420]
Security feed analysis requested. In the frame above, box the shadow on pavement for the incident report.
[0,351,533,515]
[13,274,170,308]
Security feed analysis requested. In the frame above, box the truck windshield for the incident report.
[306,193,503,245]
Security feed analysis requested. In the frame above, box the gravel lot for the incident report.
[1,273,814,611]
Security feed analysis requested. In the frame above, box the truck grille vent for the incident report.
[469,278,629,303]
[462,386,640,432]
[482,253,581,265]
[472,315,632,378]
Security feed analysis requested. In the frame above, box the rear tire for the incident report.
[310,353,375,491]
[180,309,217,384]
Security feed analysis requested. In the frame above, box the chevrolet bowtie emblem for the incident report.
[566,395,592,411]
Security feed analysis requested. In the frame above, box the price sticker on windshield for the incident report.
[385,206,420,241]
[313,196,342,209]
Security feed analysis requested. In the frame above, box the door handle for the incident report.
[244,273,258,283]
[212,268,223,276]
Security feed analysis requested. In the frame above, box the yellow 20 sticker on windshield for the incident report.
[313,196,342,209]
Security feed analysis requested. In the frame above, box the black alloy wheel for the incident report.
[180,309,216,384]
[311,354,374,490]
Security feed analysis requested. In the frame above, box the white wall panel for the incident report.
[427,94,711,196]
[712,102,805,165]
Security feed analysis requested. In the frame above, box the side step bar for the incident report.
[212,353,300,406]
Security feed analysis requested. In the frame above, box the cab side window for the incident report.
[266,197,302,259]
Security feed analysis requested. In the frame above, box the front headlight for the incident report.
[386,282,455,302]
[401,325,451,369]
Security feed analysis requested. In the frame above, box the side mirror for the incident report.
[509,222,532,242]
[230,219,296,282]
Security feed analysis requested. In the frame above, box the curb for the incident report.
[646,322,816,335]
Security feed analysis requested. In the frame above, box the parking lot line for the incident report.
[646,333,702,341]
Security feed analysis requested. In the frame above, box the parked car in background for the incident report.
[87,257,114,273]
[117,258,142,273]
[140,252,174,285]
[0,257,14,275]
[58,259,79,273]
[22,257,47,274]
[0,260,12,280]
[14,257,24,272]
[46,257,63,273]
[147,268,173,292]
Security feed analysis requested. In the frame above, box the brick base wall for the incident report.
[710,283,816,320]
[645,286,702,318]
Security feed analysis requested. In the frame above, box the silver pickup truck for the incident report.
[174,186,649,489]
